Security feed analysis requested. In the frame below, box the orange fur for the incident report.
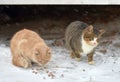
[10,29,51,68]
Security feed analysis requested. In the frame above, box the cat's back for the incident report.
[15,29,39,38]
[11,29,41,42]
[10,29,45,49]
[66,21,88,33]
[65,21,88,51]
[11,29,30,40]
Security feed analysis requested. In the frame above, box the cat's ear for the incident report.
[47,47,51,51]
[85,25,93,33]
[99,29,105,34]
[98,29,105,38]
[34,47,39,54]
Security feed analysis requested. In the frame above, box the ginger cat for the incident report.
[10,29,51,68]
[65,21,105,64]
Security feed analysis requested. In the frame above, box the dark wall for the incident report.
[0,5,120,24]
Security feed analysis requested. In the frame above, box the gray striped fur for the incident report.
[65,21,88,53]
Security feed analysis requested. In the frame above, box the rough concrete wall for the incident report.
[0,6,120,40]
[0,6,120,25]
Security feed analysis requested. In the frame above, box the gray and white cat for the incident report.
[65,21,105,64]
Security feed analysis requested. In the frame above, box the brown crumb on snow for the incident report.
[32,70,35,73]
[55,66,59,68]
[32,68,65,79]
[113,61,116,64]
[61,74,64,77]
[35,72,38,74]
[46,70,49,73]
[47,72,55,79]
[32,70,38,74]
[32,68,39,74]
[43,77,46,79]
[83,69,85,72]
[36,68,41,71]
[112,69,114,72]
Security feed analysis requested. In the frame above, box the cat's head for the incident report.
[32,43,51,66]
[83,25,105,46]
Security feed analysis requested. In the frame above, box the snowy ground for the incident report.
[1,0,120,4]
[0,34,120,82]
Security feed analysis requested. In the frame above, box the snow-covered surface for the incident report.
[0,34,120,82]
[0,0,120,4]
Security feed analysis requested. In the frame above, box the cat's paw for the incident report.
[23,61,29,68]
[70,53,75,59]
[75,58,81,61]
[88,61,95,65]
[71,55,75,59]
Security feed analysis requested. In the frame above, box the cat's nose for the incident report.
[93,42,97,45]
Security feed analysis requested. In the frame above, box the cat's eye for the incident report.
[48,52,51,55]
[89,38,92,41]
[85,38,89,41]
[89,38,93,41]
[46,51,51,56]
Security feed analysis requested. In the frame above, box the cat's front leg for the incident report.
[87,51,95,65]
[12,55,31,68]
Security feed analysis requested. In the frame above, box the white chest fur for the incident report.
[81,36,97,55]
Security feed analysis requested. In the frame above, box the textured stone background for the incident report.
[0,6,120,40]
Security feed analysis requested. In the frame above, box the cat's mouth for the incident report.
[85,41,98,46]
[91,43,98,46]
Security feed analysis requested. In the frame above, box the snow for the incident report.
[1,0,120,4]
[0,34,120,82]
